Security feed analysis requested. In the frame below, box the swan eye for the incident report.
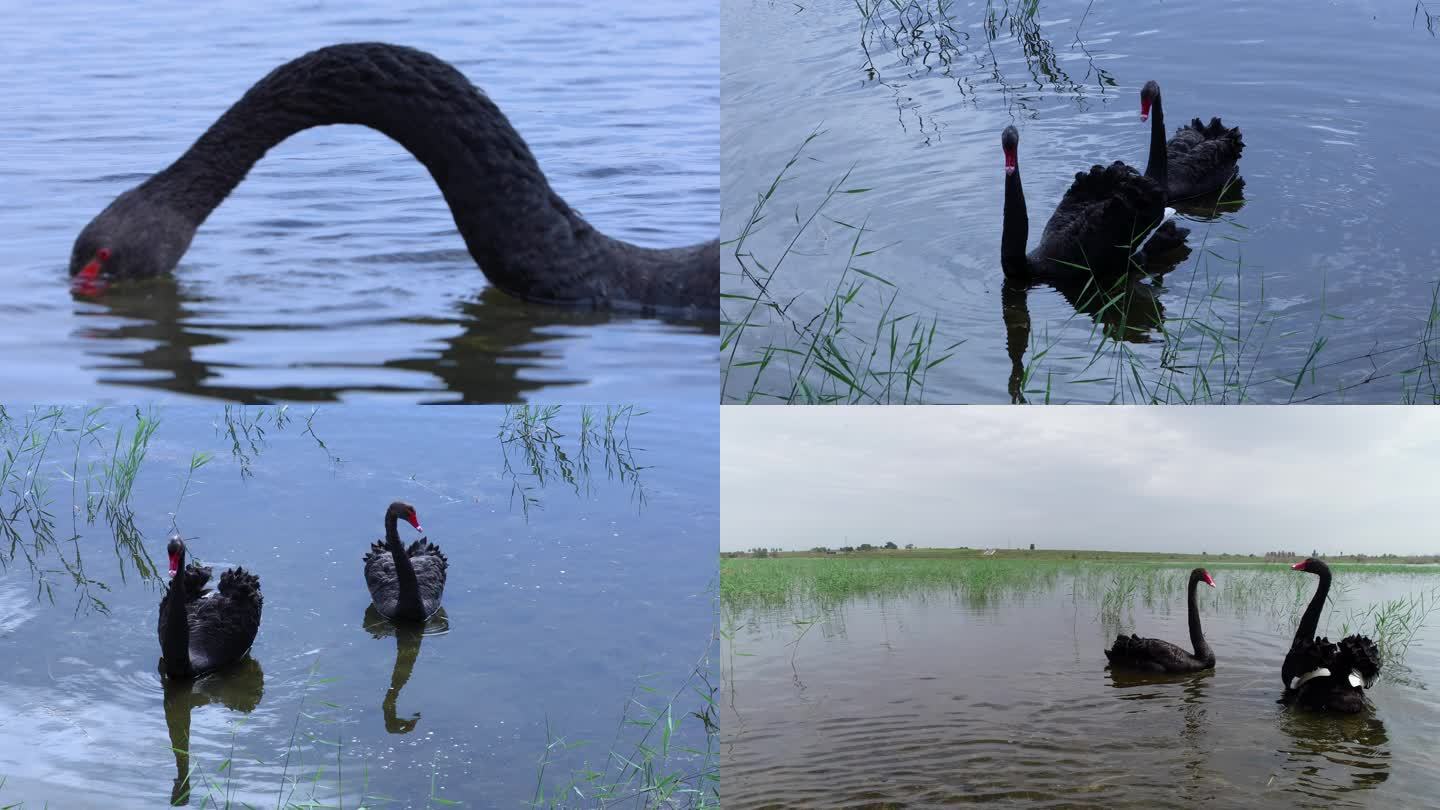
[97,247,112,261]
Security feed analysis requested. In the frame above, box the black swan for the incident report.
[1140,80,1244,204]
[1104,568,1216,673]
[1001,126,1189,281]
[68,42,717,316]
[157,535,263,680]
[1281,558,1381,713]
[364,501,448,622]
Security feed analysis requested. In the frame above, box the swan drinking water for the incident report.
[69,43,718,317]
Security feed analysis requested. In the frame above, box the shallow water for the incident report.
[0,403,717,806]
[722,569,1440,807]
[0,0,718,403]
[721,0,1440,403]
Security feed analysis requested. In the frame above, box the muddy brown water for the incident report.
[722,571,1439,807]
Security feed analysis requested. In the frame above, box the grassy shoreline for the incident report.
[720,549,1440,675]
[724,546,1440,566]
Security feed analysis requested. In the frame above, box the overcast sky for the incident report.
[721,407,1440,554]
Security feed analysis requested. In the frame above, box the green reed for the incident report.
[722,552,1440,675]
[721,128,960,404]
[531,590,720,809]
[0,406,163,614]
[498,405,648,520]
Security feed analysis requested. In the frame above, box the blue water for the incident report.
[0,403,717,806]
[0,0,718,403]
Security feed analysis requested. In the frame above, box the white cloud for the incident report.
[721,407,1440,554]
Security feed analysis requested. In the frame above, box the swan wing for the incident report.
[364,541,402,610]
[1337,634,1381,687]
[1166,118,1244,197]
[406,539,448,613]
[186,567,262,673]
[1036,162,1166,274]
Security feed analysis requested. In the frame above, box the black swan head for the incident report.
[1292,557,1328,575]
[70,190,196,295]
[1140,80,1162,123]
[387,501,423,537]
[167,535,187,577]
[66,43,719,314]
[1195,568,1217,589]
[1001,125,1020,175]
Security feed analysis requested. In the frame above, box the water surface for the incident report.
[723,568,1440,807]
[721,0,1440,403]
[0,403,717,806]
[1,0,718,402]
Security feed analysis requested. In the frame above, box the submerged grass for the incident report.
[721,128,961,404]
[531,588,720,809]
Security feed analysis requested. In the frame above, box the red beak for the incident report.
[407,512,423,532]
[71,254,108,297]
[1003,148,1017,176]
[1140,98,1151,123]
[168,551,180,578]
[1291,561,1307,570]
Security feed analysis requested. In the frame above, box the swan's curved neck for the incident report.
[1294,565,1331,646]
[1187,572,1213,663]
[162,550,192,677]
[385,512,424,618]
[1001,167,1030,269]
[1145,94,1168,191]
[141,43,714,310]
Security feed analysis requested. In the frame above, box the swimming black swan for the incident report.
[364,501,447,622]
[1281,558,1381,713]
[1001,126,1189,281]
[157,535,263,680]
[1104,568,1216,673]
[68,42,717,315]
[1140,80,1244,204]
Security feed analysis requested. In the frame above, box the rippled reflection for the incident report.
[162,657,265,806]
[362,606,450,735]
[71,280,715,402]
[1000,245,1192,403]
[1276,709,1390,799]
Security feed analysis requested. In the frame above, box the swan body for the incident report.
[157,536,263,680]
[1282,558,1381,713]
[69,42,717,315]
[1105,568,1216,673]
[364,501,447,622]
[1000,126,1189,281]
[1140,80,1244,203]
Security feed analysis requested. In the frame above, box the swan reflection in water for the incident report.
[1000,252,1186,403]
[1275,709,1390,796]
[71,277,713,402]
[162,656,265,806]
[362,605,450,734]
